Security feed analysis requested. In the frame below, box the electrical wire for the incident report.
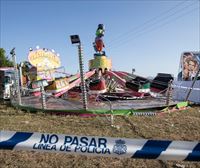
[107,0,188,45]
[109,6,198,50]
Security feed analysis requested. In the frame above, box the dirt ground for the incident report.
[0,101,200,168]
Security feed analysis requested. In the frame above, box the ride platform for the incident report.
[11,95,178,116]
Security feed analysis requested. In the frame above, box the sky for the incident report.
[0,0,199,77]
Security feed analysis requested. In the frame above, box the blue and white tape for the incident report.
[0,131,199,161]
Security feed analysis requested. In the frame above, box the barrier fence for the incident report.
[0,131,199,161]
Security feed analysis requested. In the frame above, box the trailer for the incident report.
[0,67,15,100]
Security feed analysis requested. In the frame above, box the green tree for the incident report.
[0,48,13,67]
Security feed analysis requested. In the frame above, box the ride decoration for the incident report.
[89,24,112,72]
[93,24,106,56]
[27,47,61,81]
[28,48,61,71]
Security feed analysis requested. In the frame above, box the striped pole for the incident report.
[78,44,88,110]
[0,131,199,161]
[40,86,46,109]
[166,80,172,106]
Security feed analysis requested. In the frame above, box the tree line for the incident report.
[0,48,13,67]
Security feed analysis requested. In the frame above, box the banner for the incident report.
[0,131,199,161]
[178,52,200,81]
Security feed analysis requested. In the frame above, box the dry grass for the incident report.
[0,101,200,168]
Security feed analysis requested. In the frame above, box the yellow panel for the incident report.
[89,56,112,72]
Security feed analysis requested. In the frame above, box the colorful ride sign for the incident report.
[28,49,61,70]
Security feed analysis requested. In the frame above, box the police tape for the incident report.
[0,131,199,161]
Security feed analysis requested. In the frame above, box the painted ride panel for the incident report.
[46,77,69,94]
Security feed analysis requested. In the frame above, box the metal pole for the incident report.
[19,63,23,88]
[78,44,88,110]
[166,80,172,106]
[11,48,22,105]
[40,85,46,110]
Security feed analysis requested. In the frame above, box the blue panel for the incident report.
[172,80,200,104]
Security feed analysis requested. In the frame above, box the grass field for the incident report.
[0,101,200,168]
